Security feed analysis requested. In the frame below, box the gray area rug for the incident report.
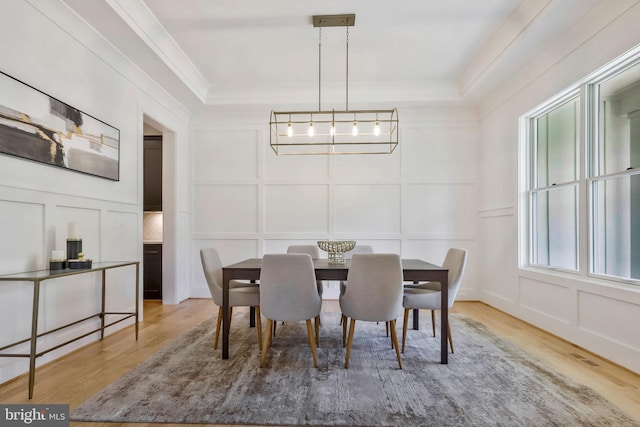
[71,311,638,426]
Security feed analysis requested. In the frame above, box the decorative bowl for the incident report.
[317,240,356,264]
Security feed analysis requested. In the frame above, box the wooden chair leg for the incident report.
[402,308,409,353]
[345,319,356,369]
[260,319,273,368]
[273,319,277,337]
[214,306,223,350]
[390,319,402,369]
[306,319,318,368]
[447,322,454,353]
[342,315,348,347]
[314,316,320,347]
[431,310,436,337]
[385,321,389,337]
[255,306,262,350]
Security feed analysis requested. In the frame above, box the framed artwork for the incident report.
[0,71,120,181]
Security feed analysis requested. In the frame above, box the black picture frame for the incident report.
[0,70,120,181]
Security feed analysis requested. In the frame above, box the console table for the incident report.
[0,261,139,399]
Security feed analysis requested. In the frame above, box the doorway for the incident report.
[143,122,163,300]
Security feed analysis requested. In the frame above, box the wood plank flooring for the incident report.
[0,299,638,427]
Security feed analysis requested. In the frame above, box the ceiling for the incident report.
[62,0,602,112]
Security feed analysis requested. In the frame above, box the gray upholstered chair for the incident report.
[339,253,404,369]
[340,245,374,294]
[287,245,323,297]
[200,248,262,350]
[259,253,322,368]
[401,248,467,353]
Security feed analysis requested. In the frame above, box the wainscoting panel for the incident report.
[578,290,640,350]
[404,126,478,182]
[193,185,258,233]
[264,148,329,180]
[193,129,258,181]
[404,183,476,235]
[102,210,138,261]
[333,149,401,180]
[334,184,401,234]
[264,184,329,233]
[478,211,519,304]
[519,277,572,324]
[0,199,44,273]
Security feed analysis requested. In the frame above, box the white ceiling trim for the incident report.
[205,80,462,108]
[457,0,553,98]
[106,0,210,103]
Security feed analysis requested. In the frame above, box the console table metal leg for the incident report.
[28,280,41,399]
[101,269,106,339]
[135,263,139,340]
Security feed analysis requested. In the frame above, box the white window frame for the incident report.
[519,45,640,287]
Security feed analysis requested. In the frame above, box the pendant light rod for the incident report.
[318,27,322,111]
[346,26,349,111]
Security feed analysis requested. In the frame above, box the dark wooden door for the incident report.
[143,244,162,299]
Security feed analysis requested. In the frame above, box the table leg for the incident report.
[28,280,41,399]
[249,279,256,327]
[440,271,448,364]
[412,281,420,330]
[222,270,230,359]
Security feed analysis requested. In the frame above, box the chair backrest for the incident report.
[287,245,320,259]
[341,253,403,322]
[344,245,374,260]
[259,253,322,322]
[443,248,468,308]
[200,248,223,305]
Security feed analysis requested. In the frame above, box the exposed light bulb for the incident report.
[287,122,293,137]
[352,121,358,136]
[374,121,380,136]
[308,122,314,137]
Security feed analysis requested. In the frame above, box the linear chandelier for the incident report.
[269,14,399,155]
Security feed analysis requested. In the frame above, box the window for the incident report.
[590,62,640,281]
[529,97,580,271]
[524,55,640,284]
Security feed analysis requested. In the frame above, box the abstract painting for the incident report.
[0,71,119,180]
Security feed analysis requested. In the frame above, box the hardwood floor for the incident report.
[1,299,638,426]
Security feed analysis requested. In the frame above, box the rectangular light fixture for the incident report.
[269,14,399,155]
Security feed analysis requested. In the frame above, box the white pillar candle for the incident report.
[52,250,66,260]
[68,222,80,239]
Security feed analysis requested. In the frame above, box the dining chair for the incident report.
[339,245,374,328]
[339,245,374,294]
[401,248,467,353]
[200,248,262,351]
[339,253,404,369]
[259,253,322,368]
[287,245,323,297]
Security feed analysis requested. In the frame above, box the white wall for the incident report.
[478,1,640,373]
[0,0,189,384]
[189,109,480,301]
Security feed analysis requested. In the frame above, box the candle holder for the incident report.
[67,238,82,261]
[49,259,67,270]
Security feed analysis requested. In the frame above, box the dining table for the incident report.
[222,258,449,363]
